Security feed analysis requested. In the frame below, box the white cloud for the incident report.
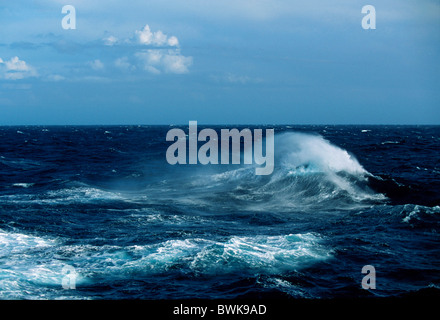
[135,24,180,47]
[89,59,104,71]
[167,36,179,47]
[99,24,190,75]
[114,57,135,71]
[103,36,118,46]
[129,24,192,74]
[0,56,38,80]
[144,65,161,75]
[4,56,29,71]
[152,30,167,46]
[162,52,193,74]
[136,49,192,74]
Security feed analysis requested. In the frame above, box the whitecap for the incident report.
[102,233,333,277]
[0,230,86,299]
[12,183,35,188]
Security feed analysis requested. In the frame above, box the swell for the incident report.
[140,132,386,212]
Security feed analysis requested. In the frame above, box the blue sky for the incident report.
[0,0,439,125]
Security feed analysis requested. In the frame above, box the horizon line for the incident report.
[0,123,439,127]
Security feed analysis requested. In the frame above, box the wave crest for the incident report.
[180,132,385,211]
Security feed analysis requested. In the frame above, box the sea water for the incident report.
[0,125,439,299]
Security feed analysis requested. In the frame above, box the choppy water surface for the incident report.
[0,125,439,299]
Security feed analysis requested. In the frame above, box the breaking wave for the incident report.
[153,132,385,212]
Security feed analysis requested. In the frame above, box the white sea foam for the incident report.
[0,230,68,299]
[47,187,124,202]
[0,230,55,256]
[76,233,331,277]
[12,183,35,188]
[0,186,126,205]
[401,204,440,224]
[0,227,330,299]
[276,132,367,175]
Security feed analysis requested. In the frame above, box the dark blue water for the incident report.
[0,125,439,300]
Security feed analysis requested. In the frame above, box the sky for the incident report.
[0,0,439,125]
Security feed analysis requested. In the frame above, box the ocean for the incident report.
[0,125,439,300]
